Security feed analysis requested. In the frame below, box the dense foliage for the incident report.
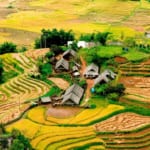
[79,32,111,45]
[38,62,53,77]
[95,83,125,101]
[0,42,17,54]
[0,126,32,150]
[0,58,3,83]
[35,28,75,48]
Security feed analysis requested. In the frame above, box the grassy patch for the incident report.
[121,49,149,62]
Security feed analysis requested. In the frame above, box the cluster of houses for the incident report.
[38,49,116,106]
[55,49,80,77]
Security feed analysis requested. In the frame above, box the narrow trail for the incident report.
[80,57,94,104]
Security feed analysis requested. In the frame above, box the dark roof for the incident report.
[63,49,77,57]
[62,84,84,105]
[94,69,116,85]
[84,63,99,74]
[55,58,69,70]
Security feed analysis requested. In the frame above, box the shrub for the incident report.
[79,79,87,88]
[38,63,52,77]
[0,42,17,54]
[107,93,119,101]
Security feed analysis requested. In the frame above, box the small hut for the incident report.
[84,63,99,79]
[94,69,116,86]
[55,58,69,72]
[62,49,77,60]
[39,96,51,104]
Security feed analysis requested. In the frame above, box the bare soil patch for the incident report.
[94,112,150,132]
[46,105,82,118]
[48,77,69,90]
[114,56,128,64]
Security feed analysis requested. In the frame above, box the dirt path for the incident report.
[80,57,94,103]
[48,77,69,90]
[94,112,150,132]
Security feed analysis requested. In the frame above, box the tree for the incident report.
[35,28,75,48]
[95,32,111,45]
[0,58,3,83]
[9,139,24,150]
[11,129,33,150]
[0,42,17,54]
[0,123,6,134]
[39,62,53,77]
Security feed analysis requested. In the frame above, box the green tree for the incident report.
[0,58,3,83]
[35,28,75,48]
[39,62,53,77]
[0,42,17,54]
[95,32,111,45]
[9,139,24,150]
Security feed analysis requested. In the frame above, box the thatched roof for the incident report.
[62,84,84,105]
[94,69,116,85]
[72,66,78,72]
[40,97,51,103]
[83,63,99,78]
[55,58,69,70]
[63,49,77,58]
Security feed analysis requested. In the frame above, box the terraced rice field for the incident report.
[6,104,150,150]
[98,125,150,150]
[0,50,50,123]
[119,59,150,105]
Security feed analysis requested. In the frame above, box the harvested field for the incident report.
[119,76,150,103]
[25,48,49,60]
[48,78,69,90]
[94,112,150,132]
[0,27,39,46]
[46,105,82,119]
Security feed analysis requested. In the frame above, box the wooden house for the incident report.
[61,84,84,105]
[84,63,99,79]
[62,49,77,60]
[94,69,116,86]
[55,58,69,72]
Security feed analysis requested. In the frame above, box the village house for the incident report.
[67,41,97,48]
[55,58,69,72]
[61,84,84,105]
[145,31,150,38]
[62,49,77,60]
[84,63,99,79]
[94,69,117,85]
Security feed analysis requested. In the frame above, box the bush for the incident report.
[10,129,33,150]
[38,62,52,77]
[95,83,125,99]
[79,79,87,88]
[0,42,17,54]
[107,93,119,101]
